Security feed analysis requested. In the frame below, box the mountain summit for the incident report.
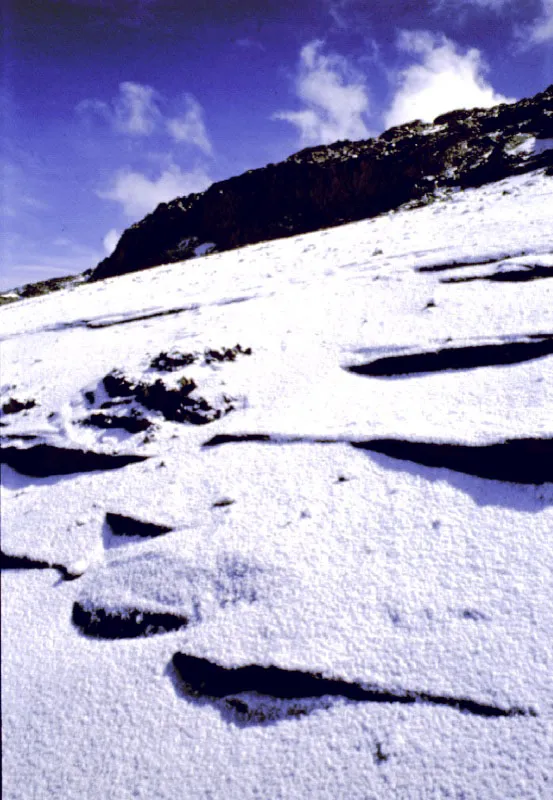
[92,84,553,283]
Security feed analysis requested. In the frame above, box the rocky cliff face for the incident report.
[91,84,553,283]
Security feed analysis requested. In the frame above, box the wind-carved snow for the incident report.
[344,333,553,376]
[170,653,536,726]
[73,550,269,639]
[1,168,553,800]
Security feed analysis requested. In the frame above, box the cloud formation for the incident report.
[166,96,212,153]
[434,0,553,44]
[234,38,265,51]
[384,31,515,128]
[434,0,511,8]
[528,0,553,42]
[326,0,352,29]
[274,41,371,146]
[103,228,120,255]
[98,163,212,219]
[114,82,160,135]
[77,82,213,151]
[78,82,160,136]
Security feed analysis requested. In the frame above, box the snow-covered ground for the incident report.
[1,168,552,799]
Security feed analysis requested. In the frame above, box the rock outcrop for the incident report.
[91,85,553,282]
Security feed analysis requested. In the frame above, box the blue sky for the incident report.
[1,0,552,290]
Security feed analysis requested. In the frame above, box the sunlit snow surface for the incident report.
[1,170,552,799]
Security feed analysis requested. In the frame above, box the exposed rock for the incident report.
[17,274,86,299]
[91,85,553,282]
[149,344,251,371]
[1,398,37,415]
[101,369,234,425]
[0,273,90,305]
[81,410,152,434]
[150,350,198,371]
[204,345,252,364]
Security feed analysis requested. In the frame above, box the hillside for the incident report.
[1,162,552,798]
[91,84,553,282]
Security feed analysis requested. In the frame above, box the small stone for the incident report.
[212,498,235,508]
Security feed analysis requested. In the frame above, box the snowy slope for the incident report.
[1,168,553,799]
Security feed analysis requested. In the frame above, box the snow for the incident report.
[1,168,553,799]
[535,137,553,155]
[194,242,216,257]
[506,135,553,157]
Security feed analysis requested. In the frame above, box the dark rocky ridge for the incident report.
[91,85,553,283]
[0,273,89,305]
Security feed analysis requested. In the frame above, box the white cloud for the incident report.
[434,0,553,44]
[274,40,371,146]
[166,96,212,154]
[98,163,212,219]
[77,83,213,151]
[326,0,351,29]
[235,38,265,51]
[78,81,161,136]
[528,0,553,42]
[103,228,120,255]
[384,31,515,129]
[434,0,511,8]
[114,82,160,135]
